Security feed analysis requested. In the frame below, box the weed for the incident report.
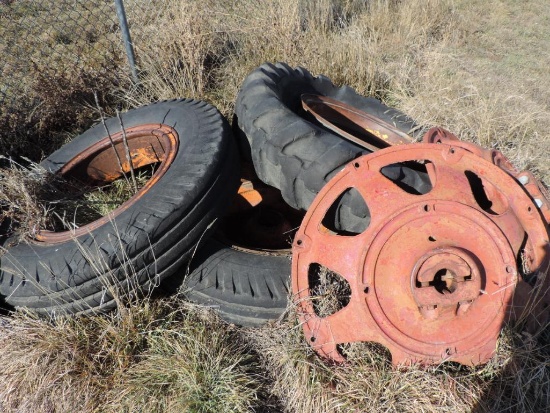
[106,305,260,413]
[308,263,351,318]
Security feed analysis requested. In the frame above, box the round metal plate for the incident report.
[292,142,550,365]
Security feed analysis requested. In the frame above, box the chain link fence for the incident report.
[0,0,147,159]
[0,0,132,104]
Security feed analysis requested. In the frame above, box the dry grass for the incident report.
[1,296,549,412]
[0,158,52,240]
[394,0,550,183]
[0,0,127,161]
[308,263,351,318]
[246,306,550,413]
[124,0,549,185]
[0,158,151,239]
[1,0,550,412]
[0,299,262,413]
[124,0,459,114]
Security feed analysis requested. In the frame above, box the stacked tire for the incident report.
[170,62,422,325]
[164,176,302,326]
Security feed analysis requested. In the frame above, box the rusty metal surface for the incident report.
[424,127,550,224]
[301,94,415,151]
[36,124,178,243]
[230,178,285,213]
[292,137,550,366]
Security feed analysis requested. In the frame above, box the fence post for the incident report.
[114,0,138,84]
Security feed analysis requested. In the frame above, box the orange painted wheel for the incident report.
[292,137,549,365]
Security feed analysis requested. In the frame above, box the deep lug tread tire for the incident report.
[235,62,420,231]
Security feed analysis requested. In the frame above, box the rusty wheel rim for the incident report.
[36,124,178,243]
[292,141,550,365]
[301,93,415,151]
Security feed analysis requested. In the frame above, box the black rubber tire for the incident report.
[166,238,291,327]
[161,173,299,327]
[0,99,240,315]
[235,62,425,232]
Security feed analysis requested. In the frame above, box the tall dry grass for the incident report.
[246,304,550,413]
[125,0,549,184]
[0,300,262,413]
[1,0,549,412]
[0,0,127,161]
[122,0,453,108]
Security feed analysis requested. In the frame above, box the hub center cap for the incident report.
[412,248,481,320]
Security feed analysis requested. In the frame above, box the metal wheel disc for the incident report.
[292,141,550,365]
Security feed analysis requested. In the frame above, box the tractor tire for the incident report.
[235,62,428,233]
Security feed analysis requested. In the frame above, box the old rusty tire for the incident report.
[292,140,550,366]
[164,174,304,326]
[0,99,239,315]
[235,62,425,233]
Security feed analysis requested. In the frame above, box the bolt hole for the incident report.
[296,239,303,246]
[506,266,515,274]
[423,205,430,212]
[354,162,360,168]
[428,236,436,242]
[528,206,532,213]
[310,336,316,342]
[450,148,456,154]
[445,348,452,356]
[364,286,369,294]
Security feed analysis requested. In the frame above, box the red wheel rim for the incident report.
[292,141,550,365]
[36,124,178,243]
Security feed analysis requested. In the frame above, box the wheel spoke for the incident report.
[355,170,420,220]
[428,160,474,203]
[307,231,363,285]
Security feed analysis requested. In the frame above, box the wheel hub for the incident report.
[292,129,550,365]
[412,248,481,320]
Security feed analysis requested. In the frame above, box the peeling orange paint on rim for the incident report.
[36,124,178,243]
